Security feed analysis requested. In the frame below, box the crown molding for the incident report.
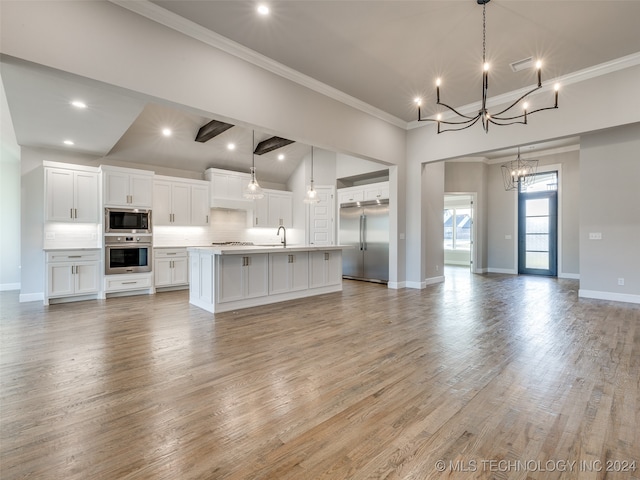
[408,52,640,130]
[108,0,408,129]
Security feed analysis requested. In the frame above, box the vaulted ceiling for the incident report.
[2,1,639,181]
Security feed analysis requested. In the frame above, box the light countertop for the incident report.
[187,245,351,255]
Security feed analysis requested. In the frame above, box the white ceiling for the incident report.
[2,0,640,180]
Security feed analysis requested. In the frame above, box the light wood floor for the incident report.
[1,269,638,479]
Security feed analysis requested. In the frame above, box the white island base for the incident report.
[188,246,347,313]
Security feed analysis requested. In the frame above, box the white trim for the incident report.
[19,292,44,303]
[109,0,407,129]
[0,283,21,291]
[559,273,580,280]
[487,268,517,275]
[408,52,640,129]
[486,145,580,165]
[387,281,406,290]
[579,289,640,305]
[426,276,445,286]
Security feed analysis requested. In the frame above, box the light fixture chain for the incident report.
[482,2,486,63]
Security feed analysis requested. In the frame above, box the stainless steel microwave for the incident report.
[105,208,152,234]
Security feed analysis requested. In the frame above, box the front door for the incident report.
[518,171,558,276]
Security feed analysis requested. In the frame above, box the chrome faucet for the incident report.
[277,226,287,248]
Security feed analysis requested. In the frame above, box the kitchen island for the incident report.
[187,245,348,313]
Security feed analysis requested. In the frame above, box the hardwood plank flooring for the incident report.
[1,269,638,479]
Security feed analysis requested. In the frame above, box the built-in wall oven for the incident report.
[105,235,152,275]
[105,208,152,234]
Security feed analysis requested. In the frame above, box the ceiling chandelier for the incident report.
[243,130,264,199]
[501,147,538,190]
[415,0,559,133]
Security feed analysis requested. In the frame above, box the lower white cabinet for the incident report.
[309,250,342,288]
[45,250,100,305]
[269,252,309,294]
[154,248,189,288]
[217,254,269,303]
[104,273,153,293]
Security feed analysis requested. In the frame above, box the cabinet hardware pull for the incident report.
[74,208,78,218]
[324,252,330,261]
[70,208,73,219]
[166,253,176,255]
[68,255,82,258]
[206,215,209,223]
[122,281,137,285]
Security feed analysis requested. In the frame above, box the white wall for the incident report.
[0,78,21,290]
[579,123,640,303]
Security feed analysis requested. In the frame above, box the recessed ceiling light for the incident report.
[63,140,74,146]
[257,4,269,15]
[71,100,87,109]
[227,143,236,151]
[162,128,172,137]
[277,154,285,161]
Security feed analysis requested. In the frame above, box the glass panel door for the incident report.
[518,172,558,276]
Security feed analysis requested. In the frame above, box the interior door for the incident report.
[308,187,334,245]
[518,172,558,276]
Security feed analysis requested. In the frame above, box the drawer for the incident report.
[154,248,187,258]
[47,250,101,263]
[104,274,152,292]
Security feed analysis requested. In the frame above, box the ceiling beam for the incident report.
[195,119,234,143]
[254,136,294,155]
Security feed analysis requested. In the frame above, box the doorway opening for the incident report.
[518,171,558,276]
[444,193,476,273]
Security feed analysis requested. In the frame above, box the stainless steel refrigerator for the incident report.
[340,199,389,283]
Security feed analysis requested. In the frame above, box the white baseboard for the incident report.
[487,268,518,275]
[579,289,640,305]
[426,275,445,286]
[405,281,425,289]
[0,283,20,291]
[387,281,406,289]
[19,292,44,303]
[559,272,580,280]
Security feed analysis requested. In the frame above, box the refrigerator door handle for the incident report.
[359,215,364,250]
[362,215,367,250]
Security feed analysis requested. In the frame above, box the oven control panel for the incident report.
[105,235,152,245]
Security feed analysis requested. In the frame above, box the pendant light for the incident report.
[304,146,320,204]
[243,130,264,199]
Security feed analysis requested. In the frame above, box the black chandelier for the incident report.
[501,147,538,191]
[415,0,559,133]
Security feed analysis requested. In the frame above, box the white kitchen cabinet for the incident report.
[217,253,268,303]
[45,250,100,304]
[309,250,343,288]
[154,248,188,288]
[269,251,309,295]
[251,190,293,228]
[104,273,153,293]
[153,179,190,226]
[154,176,210,226]
[204,168,253,208]
[338,188,364,205]
[190,184,210,226]
[364,182,390,201]
[338,181,389,206]
[45,165,99,223]
[102,166,153,208]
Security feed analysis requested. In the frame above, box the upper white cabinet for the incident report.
[338,181,389,205]
[153,176,210,226]
[102,165,153,208]
[252,190,293,228]
[204,168,253,209]
[44,163,99,223]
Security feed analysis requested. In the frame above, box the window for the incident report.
[444,208,471,250]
